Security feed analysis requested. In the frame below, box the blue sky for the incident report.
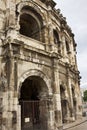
[54,0,87,87]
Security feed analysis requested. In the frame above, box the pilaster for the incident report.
[48,22,54,44]
[52,58,63,129]
[6,0,16,28]
[43,25,49,44]
[47,96,55,130]
[67,68,75,122]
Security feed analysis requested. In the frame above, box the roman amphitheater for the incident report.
[0,0,82,130]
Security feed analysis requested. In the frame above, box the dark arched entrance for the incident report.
[19,76,48,130]
[60,85,67,123]
[20,13,40,41]
[19,6,43,42]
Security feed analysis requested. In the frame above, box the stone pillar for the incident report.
[10,58,19,130]
[42,25,49,44]
[39,94,55,130]
[17,104,21,130]
[7,63,14,130]
[48,23,54,44]
[65,101,70,123]
[0,13,5,32]
[6,0,16,27]
[54,94,62,129]
[47,96,55,130]
[64,90,70,123]
[67,70,75,121]
[52,59,63,129]
[0,53,8,130]
[1,91,8,130]
[0,7,5,50]
[61,36,66,56]
[6,0,18,39]
[12,97,20,130]
[0,58,11,130]
[7,91,14,130]
[75,79,82,119]
[48,24,59,53]
[5,50,18,130]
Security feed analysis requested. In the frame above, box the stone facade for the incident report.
[0,0,82,130]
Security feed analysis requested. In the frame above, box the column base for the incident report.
[65,117,75,123]
[58,125,63,130]
[54,122,63,130]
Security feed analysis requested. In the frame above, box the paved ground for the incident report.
[67,121,87,130]
[63,117,87,130]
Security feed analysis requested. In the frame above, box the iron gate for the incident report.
[21,100,48,130]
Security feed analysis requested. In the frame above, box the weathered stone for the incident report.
[0,0,82,130]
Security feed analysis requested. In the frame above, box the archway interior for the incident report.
[19,6,44,42]
[20,13,40,41]
[20,76,48,130]
[20,76,48,101]
[53,29,60,44]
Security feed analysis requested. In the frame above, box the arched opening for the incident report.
[20,76,48,100]
[20,13,40,41]
[19,6,43,42]
[19,76,48,130]
[53,30,60,45]
[53,29,61,53]
[60,85,67,123]
[66,40,70,53]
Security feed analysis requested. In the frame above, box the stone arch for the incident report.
[18,69,52,99]
[16,1,45,22]
[63,34,71,54]
[53,26,60,37]
[19,5,44,41]
[53,29,60,44]
[18,69,52,130]
[52,27,62,54]
[16,2,47,42]
[20,5,43,25]
[19,13,40,40]
[16,1,49,43]
[66,40,70,53]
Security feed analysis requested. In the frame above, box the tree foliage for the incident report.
[83,90,87,101]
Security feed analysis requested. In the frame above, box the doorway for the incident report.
[19,76,48,130]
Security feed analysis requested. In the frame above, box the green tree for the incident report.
[83,90,87,101]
